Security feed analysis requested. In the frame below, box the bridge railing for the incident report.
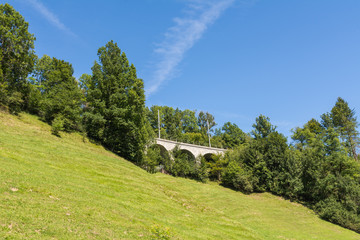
[156,136,226,149]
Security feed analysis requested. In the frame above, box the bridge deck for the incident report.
[155,138,226,158]
[155,138,226,151]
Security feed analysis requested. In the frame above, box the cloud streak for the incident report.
[146,0,235,95]
[25,0,77,37]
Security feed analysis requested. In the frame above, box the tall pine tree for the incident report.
[84,41,148,163]
[330,97,359,160]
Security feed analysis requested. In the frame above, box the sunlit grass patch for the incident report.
[0,112,359,239]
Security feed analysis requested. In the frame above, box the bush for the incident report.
[193,156,209,182]
[222,160,241,186]
[51,115,64,136]
[0,82,8,106]
[315,198,360,232]
[144,147,162,173]
[150,224,173,240]
[7,91,23,115]
[222,161,256,193]
[172,154,192,177]
[25,84,42,114]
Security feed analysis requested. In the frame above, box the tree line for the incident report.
[1,4,150,163]
[1,3,360,233]
[146,105,247,148]
[146,99,360,233]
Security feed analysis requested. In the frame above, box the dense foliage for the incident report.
[2,3,360,233]
[0,4,149,163]
[0,3,36,113]
[82,41,149,163]
[145,98,360,233]
[30,55,83,133]
[146,105,244,148]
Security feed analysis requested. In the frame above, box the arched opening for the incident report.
[146,144,172,173]
[171,147,197,178]
[203,153,216,163]
[178,149,196,162]
[170,146,195,162]
[153,144,170,160]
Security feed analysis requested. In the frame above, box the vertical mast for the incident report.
[207,119,211,147]
[158,109,161,139]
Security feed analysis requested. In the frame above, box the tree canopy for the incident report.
[32,55,82,132]
[0,3,36,111]
[83,40,148,163]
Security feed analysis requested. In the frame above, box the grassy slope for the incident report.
[0,112,359,240]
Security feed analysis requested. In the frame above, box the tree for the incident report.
[251,115,276,139]
[197,111,216,146]
[163,106,182,140]
[292,119,323,150]
[146,105,183,140]
[330,97,359,160]
[206,153,227,181]
[0,3,36,109]
[78,73,92,101]
[32,55,52,89]
[197,111,216,133]
[84,41,148,163]
[33,55,82,132]
[275,149,303,199]
[220,122,247,148]
[306,118,323,135]
[171,147,194,178]
[147,106,162,138]
[221,160,255,193]
[181,109,198,133]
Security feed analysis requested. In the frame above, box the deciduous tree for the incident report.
[33,55,82,132]
[0,3,36,110]
[220,122,247,148]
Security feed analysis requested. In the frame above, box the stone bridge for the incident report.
[155,138,226,159]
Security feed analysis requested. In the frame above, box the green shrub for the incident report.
[26,84,42,114]
[193,156,209,182]
[315,198,360,232]
[222,161,256,193]
[144,147,162,173]
[8,91,23,115]
[51,115,64,136]
[150,224,173,240]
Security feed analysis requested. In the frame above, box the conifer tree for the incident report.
[330,97,359,160]
[251,115,276,139]
[84,41,147,162]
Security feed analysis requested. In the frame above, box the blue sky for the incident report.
[6,0,360,137]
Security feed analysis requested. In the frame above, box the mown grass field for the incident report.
[0,111,359,239]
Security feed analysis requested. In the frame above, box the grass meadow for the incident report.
[0,111,359,239]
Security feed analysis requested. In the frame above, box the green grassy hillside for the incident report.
[0,111,359,240]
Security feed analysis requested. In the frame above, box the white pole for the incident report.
[158,109,161,139]
[207,119,211,147]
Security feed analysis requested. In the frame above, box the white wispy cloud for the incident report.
[146,0,235,95]
[25,0,77,37]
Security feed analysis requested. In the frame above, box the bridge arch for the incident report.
[154,138,226,159]
[177,149,195,161]
[204,153,216,162]
[152,144,171,160]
